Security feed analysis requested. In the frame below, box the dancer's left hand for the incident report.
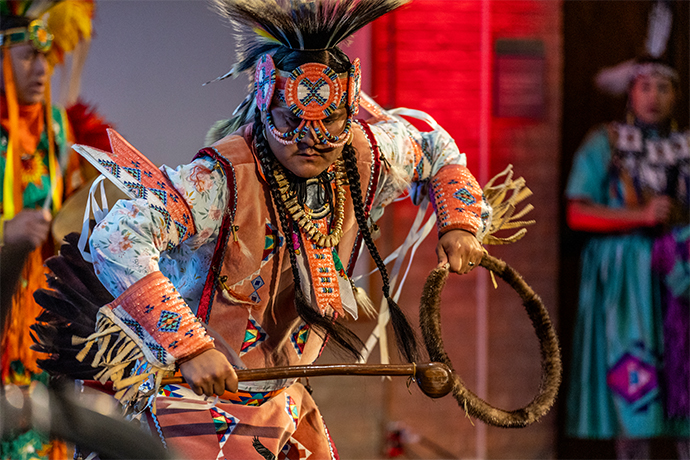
[436,229,483,275]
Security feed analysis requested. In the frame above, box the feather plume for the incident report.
[44,0,94,66]
[22,0,54,18]
[646,1,672,58]
[210,0,409,75]
[594,59,637,96]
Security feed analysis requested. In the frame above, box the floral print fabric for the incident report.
[90,111,480,355]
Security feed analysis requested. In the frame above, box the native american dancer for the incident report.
[31,1,555,458]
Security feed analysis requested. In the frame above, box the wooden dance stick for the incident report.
[161,362,453,399]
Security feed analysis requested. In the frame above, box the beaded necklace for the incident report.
[273,159,347,248]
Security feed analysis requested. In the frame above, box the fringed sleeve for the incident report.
[74,271,214,404]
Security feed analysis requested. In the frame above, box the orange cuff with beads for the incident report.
[429,164,484,236]
[103,271,214,367]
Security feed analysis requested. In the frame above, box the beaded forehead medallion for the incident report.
[255,54,361,147]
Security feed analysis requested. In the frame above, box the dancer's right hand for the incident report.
[179,348,239,397]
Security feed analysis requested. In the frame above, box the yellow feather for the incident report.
[44,0,94,66]
[252,26,281,44]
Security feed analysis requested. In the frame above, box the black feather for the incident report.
[252,436,276,460]
[212,0,409,73]
[32,232,113,380]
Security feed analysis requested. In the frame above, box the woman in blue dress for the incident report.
[565,55,689,459]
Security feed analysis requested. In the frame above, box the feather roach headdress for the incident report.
[206,0,409,143]
[209,0,409,81]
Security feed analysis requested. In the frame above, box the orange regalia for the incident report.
[30,1,494,458]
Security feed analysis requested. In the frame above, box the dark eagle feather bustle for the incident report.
[31,232,115,380]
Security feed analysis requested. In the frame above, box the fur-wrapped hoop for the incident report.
[419,254,562,428]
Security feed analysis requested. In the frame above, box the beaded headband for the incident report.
[255,54,361,148]
[0,19,53,52]
[632,62,679,84]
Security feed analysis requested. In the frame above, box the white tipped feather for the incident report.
[210,0,409,74]
[646,1,672,58]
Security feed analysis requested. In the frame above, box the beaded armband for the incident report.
[429,164,485,236]
[74,272,214,404]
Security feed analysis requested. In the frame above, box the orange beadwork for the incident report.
[106,129,196,244]
[106,272,214,363]
[301,219,343,316]
[284,63,343,120]
[430,164,484,236]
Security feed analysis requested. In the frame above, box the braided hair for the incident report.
[341,143,419,363]
[249,44,420,363]
[253,110,364,359]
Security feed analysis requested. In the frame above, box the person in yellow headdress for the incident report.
[0,1,104,458]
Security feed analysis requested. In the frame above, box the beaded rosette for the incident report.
[0,19,53,52]
[256,54,361,148]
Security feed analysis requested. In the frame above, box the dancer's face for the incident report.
[0,43,48,105]
[265,106,348,178]
[629,73,676,126]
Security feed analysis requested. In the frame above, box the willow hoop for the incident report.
[419,253,562,428]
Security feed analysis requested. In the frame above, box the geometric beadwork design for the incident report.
[347,58,361,116]
[453,187,477,206]
[285,394,299,430]
[157,310,182,333]
[145,341,167,363]
[108,272,213,367]
[290,323,310,358]
[224,388,285,407]
[284,63,342,120]
[97,159,120,176]
[263,222,284,262]
[122,181,147,199]
[249,276,265,304]
[151,204,173,232]
[606,353,658,404]
[158,384,185,399]
[84,129,196,246]
[123,166,142,181]
[150,188,168,205]
[429,165,483,235]
[279,437,312,460]
[121,317,145,340]
[239,316,267,357]
[210,407,239,448]
[255,54,276,113]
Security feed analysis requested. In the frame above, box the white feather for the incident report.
[646,1,673,58]
[595,59,636,96]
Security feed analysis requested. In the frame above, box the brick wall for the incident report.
[313,1,563,459]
